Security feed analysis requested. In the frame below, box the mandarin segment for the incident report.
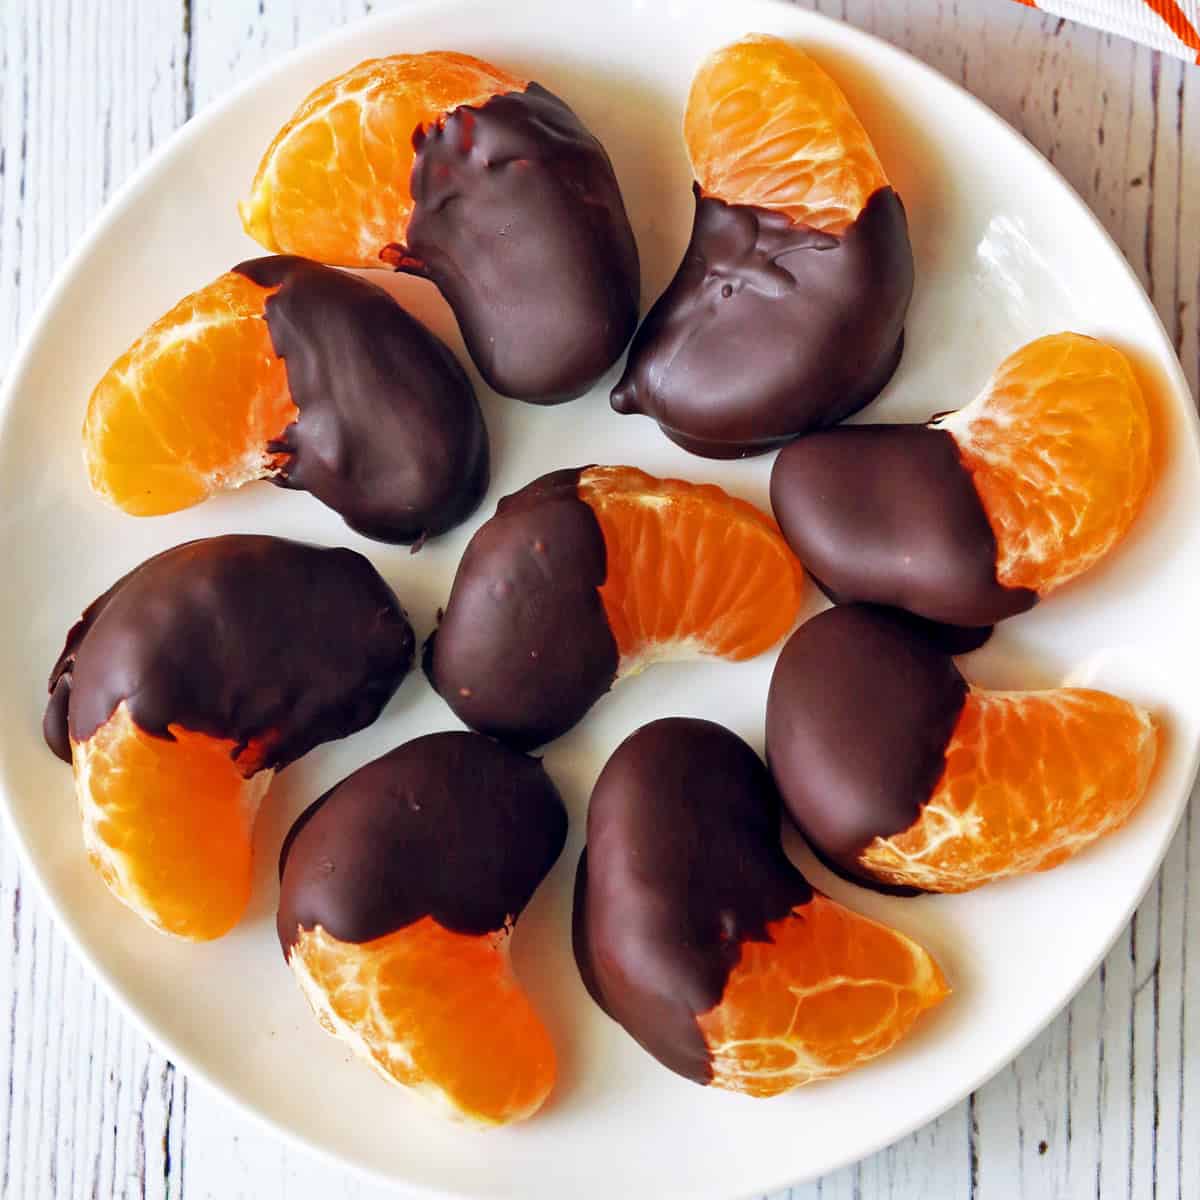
[290,920,555,1125]
[579,466,805,672]
[684,35,889,233]
[698,897,947,1096]
[84,270,295,515]
[240,53,527,266]
[940,333,1152,595]
[766,605,1159,895]
[612,35,910,457]
[242,58,640,403]
[426,468,804,749]
[769,424,1039,629]
[859,688,1158,892]
[276,733,565,1123]
[83,258,489,544]
[768,333,1153,627]
[72,704,271,940]
[45,537,415,939]
[575,718,946,1091]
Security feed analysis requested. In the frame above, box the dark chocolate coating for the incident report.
[610,187,913,458]
[424,468,618,750]
[233,256,488,545]
[765,605,967,888]
[393,84,640,404]
[277,731,566,951]
[43,536,414,768]
[807,568,994,654]
[574,718,813,1084]
[570,850,607,1014]
[770,424,1036,627]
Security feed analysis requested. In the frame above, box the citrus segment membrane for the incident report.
[83,270,294,515]
[699,896,948,1096]
[580,466,805,675]
[72,704,270,941]
[290,920,556,1125]
[684,35,889,233]
[939,332,1152,595]
[860,687,1158,892]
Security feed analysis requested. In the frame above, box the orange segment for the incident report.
[939,333,1152,595]
[72,703,272,940]
[860,687,1158,892]
[289,918,555,1125]
[684,35,889,234]
[697,895,947,1096]
[241,53,527,267]
[578,466,804,674]
[83,271,296,516]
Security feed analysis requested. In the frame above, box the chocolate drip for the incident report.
[574,718,813,1084]
[395,84,640,404]
[277,731,566,952]
[424,468,618,750]
[611,186,913,458]
[770,424,1036,627]
[44,536,414,768]
[765,605,967,889]
[233,256,488,545]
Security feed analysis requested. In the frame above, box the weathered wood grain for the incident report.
[0,6,193,1198]
[0,2,1195,1198]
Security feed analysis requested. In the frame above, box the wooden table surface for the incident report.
[1,2,1196,1197]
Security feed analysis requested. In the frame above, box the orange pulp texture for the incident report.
[578,466,805,675]
[289,918,555,1125]
[683,35,889,235]
[83,270,296,517]
[940,333,1152,596]
[860,687,1158,893]
[240,53,527,267]
[697,894,947,1096]
[72,703,273,940]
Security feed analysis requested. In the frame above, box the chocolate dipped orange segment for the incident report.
[241,53,525,264]
[770,333,1152,627]
[44,536,414,939]
[612,36,912,458]
[278,732,566,1125]
[242,53,640,403]
[573,718,947,1093]
[424,466,804,749]
[85,256,488,545]
[765,605,1157,894]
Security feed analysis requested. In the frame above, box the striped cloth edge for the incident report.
[1013,0,1200,61]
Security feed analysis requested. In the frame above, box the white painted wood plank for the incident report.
[1,2,1196,1198]
[190,0,373,99]
[0,3,191,1198]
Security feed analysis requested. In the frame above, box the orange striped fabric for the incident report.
[1012,0,1200,60]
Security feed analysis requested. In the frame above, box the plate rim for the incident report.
[0,0,1196,1195]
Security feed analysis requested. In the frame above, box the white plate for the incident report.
[1,1,1196,1196]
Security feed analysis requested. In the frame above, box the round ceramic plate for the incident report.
[1,1,1196,1196]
